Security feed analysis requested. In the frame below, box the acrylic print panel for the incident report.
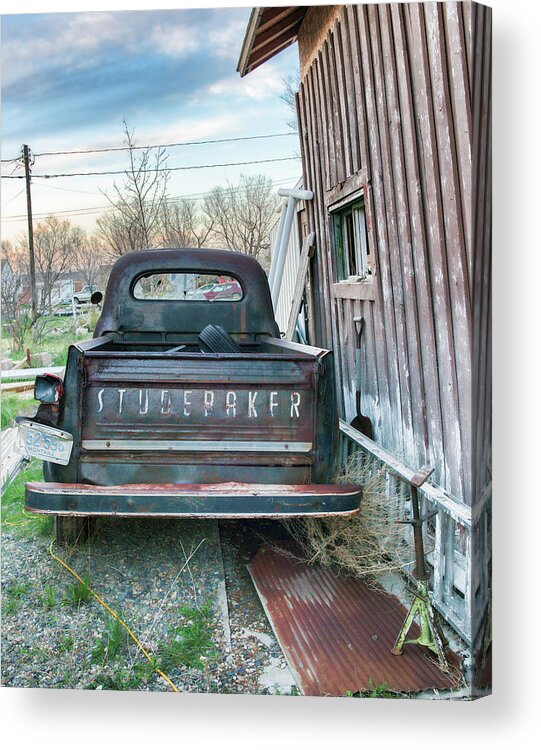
[1,1,491,700]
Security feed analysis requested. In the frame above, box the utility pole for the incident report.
[22,144,38,322]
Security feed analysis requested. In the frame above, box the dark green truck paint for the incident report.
[24,248,362,522]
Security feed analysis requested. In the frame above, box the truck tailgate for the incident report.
[80,352,317,462]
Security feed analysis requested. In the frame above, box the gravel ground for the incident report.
[1,492,297,694]
[219,521,297,695]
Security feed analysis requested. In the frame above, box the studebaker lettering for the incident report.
[94,387,302,419]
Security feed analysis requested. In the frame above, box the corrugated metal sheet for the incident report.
[248,545,462,696]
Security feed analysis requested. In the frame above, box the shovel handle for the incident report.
[353,317,365,391]
[355,348,362,390]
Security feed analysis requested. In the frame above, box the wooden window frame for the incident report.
[329,191,374,301]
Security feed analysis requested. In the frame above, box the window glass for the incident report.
[333,200,371,281]
[133,273,242,301]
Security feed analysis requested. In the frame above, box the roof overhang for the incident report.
[237,6,308,77]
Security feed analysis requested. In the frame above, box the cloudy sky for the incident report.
[1,1,301,241]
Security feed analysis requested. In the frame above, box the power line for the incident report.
[36,131,296,156]
[32,181,99,195]
[2,186,27,206]
[2,175,302,221]
[1,132,296,161]
[1,155,299,180]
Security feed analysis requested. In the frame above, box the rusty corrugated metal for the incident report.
[248,545,462,696]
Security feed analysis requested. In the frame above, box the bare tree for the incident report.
[1,241,33,351]
[96,211,141,260]
[159,199,215,249]
[73,235,108,289]
[202,175,278,261]
[280,73,300,132]
[98,121,169,256]
[35,217,82,314]
[16,216,82,315]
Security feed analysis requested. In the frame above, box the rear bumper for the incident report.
[25,481,362,519]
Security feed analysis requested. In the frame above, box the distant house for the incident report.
[0,252,28,308]
[12,270,75,311]
[0,254,14,284]
[2,261,113,314]
[238,4,491,651]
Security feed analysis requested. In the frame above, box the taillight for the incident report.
[34,373,64,404]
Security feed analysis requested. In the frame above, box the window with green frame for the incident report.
[332,200,371,281]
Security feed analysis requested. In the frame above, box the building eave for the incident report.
[237,6,308,77]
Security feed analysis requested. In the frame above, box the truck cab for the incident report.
[18,248,361,541]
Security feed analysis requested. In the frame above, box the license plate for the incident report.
[16,420,73,466]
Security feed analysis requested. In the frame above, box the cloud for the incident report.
[150,23,200,58]
[1,8,297,155]
[207,18,249,61]
[1,12,125,88]
[134,112,243,146]
[58,12,123,52]
[1,8,250,89]
[207,64,285,101]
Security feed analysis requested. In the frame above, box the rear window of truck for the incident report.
[132,273,243,302]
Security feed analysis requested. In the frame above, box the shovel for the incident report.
[350,316,373,439]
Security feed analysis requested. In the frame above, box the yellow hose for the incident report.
[48,540,179,693]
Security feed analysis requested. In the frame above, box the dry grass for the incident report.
[286,451,421,582]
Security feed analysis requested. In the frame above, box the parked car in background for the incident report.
[187,282,217,300]
[73,285,100,305]
[204,281,242,301]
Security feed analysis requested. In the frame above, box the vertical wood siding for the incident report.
[470,1,492,641]
[297,2,491,508]
[472,2,492,503]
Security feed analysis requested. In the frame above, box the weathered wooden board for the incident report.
[472,3,492,504]
[1,366,64,381]
[1,427,26,489]
[1,381,34,393]
[286,231,316,341]
[390,2,444,480]
[295,1,490,511]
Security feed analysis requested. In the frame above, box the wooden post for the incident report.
[22,145,38,324]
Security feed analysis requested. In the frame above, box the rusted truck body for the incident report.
[19,249,361,540]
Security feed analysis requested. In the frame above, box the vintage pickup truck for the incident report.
[18,248,362,542]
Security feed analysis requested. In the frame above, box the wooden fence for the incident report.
[339,420,490,645]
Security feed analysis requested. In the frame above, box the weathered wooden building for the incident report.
[238,2,491,651]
